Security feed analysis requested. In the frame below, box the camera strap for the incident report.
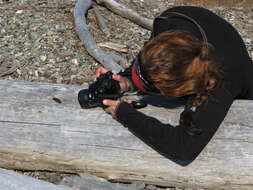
[153,11,209,56]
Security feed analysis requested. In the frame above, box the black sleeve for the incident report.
[152,11,203,40]
[115,82,234,162]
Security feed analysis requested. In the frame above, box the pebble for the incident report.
[49,59,56,64]
[72,58,79,65]
[128,182,146,189]
[16,10,23,14]
[34,70,39,78]
[16,69,22,75]
[245,39,251,44]
[40,55,47,62]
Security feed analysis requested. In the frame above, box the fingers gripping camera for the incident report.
[78,71,122,109]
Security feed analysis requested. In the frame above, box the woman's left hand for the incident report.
[103,99,132,118]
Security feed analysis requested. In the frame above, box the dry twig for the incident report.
[98,42,128,53]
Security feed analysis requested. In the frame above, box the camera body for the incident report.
[78,71,122,109]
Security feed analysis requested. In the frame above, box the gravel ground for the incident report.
[0,0,252,84]
[1,0,253,189]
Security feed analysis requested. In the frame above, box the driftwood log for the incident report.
[94,0,153,30]
[74,0,154,73]
[0,79,252,189]
[74,0,125,73]
[0,168,72,190]
[60,174,138,190]
[0,168,137,190]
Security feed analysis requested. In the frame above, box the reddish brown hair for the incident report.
[140,31,221,107]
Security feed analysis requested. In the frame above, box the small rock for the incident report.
[70,75,76,81]
[49,59,56,64]
[128,182,145,189]
[56,77,63,84]
[16,69,21,75]
[245,39,251,44]
[72,59,79,65]
[16,10,23,14]
[34,70,39,78]
[145,185,157,190]
[40,55,47,62]
[28,70,33,75]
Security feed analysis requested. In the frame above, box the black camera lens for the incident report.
[78,89,103,109]
[78,71,122,109]
[78,89,90,108]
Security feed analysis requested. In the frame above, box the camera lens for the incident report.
[78,89,90,108]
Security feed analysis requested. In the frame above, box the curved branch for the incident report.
[74,0,125,73]
[93,7,110,37]
[94,0,153,30]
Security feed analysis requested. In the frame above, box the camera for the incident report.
[78,71,148,109]
[78,71,122,109]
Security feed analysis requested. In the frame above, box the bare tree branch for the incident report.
[93,7,110,37]
[74,0,125,73]
[94,0,153,30]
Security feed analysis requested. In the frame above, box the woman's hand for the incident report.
[103,99,132,118]
[95,67,131,93]
[95,67,109,78]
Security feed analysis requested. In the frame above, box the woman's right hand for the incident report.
[95,67,131,93]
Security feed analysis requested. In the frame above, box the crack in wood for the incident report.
[215,137,253,143]
[65,130,105,135]
[79,143,141,151]
[225,121,253,128]
[0,120,61,127]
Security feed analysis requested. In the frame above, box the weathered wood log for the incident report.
[0,168,72,190]
[94,0,153,30]
[1,168,136,190]
[60,174,138,190]
[74,0,125,73]
[0,79,252,189]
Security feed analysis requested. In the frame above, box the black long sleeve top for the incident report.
[115,6,253,165]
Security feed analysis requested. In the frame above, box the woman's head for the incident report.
[134,30,221,106]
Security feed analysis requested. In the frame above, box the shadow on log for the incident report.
[0,80,252,189]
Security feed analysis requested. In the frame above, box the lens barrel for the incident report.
[78,89,90,108]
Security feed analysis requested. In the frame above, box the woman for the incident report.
[96,6,253,165]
